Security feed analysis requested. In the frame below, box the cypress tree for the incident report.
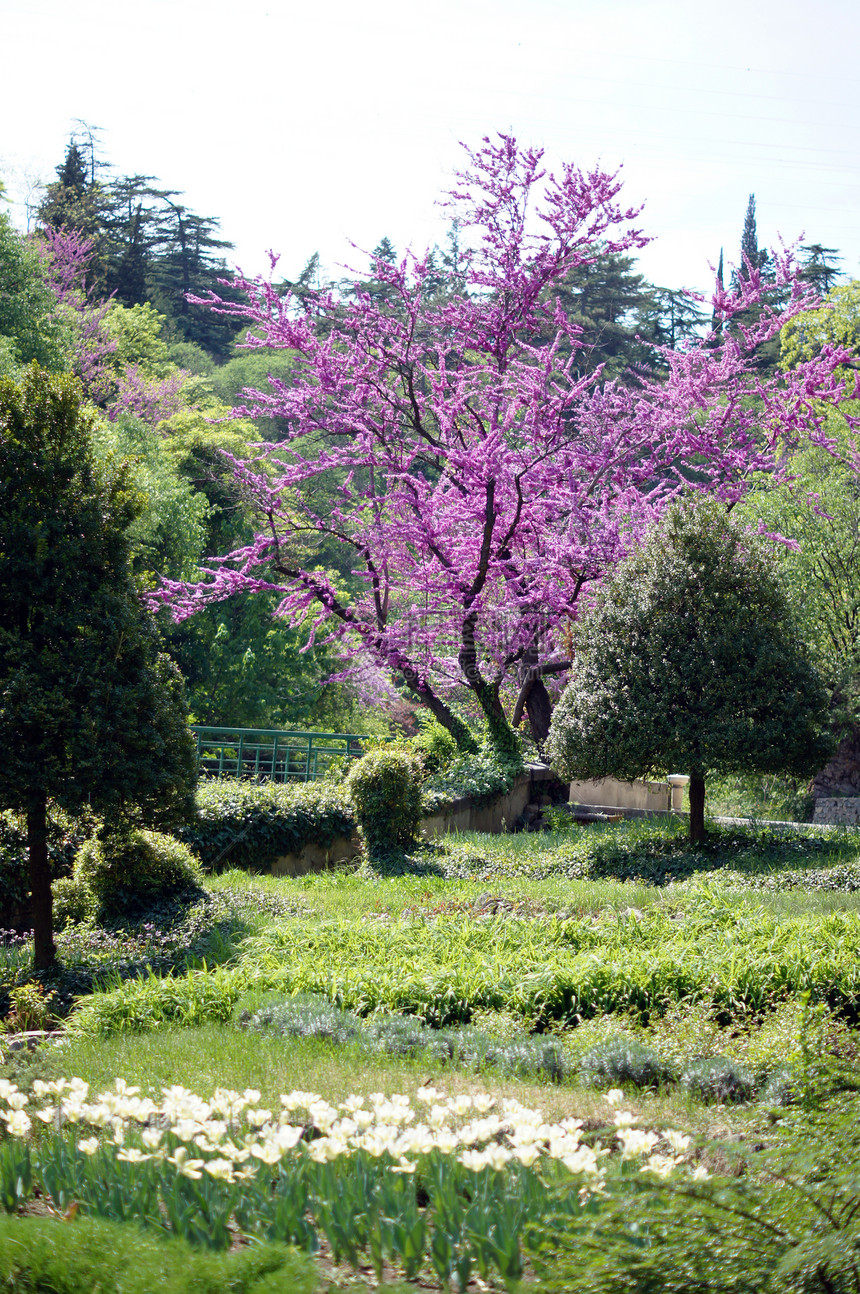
[0,367,196,968]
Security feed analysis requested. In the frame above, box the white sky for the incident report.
[2,0,859,297]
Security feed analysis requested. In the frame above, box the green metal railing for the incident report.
[191,726,369,783]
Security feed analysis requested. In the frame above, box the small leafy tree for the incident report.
[545,503,833,842]
[0,366,196,968]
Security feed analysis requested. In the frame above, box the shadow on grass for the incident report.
[1,891,259,1018]
[383,818,860,889]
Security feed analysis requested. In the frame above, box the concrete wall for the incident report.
[569,776,680,816]
[421,771,534,838]
[270,834,361,877]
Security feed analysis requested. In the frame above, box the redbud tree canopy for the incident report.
[155,135,857,751]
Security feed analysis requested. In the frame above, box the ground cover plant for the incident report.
[5,816,860,1290]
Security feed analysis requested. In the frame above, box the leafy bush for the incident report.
[74,830,203,921]
[680,1055,754,1103]
[411,715,460,773]
[346,749,423,856]
[181,779,355,871]
[579,1034,673,1089]
[52,875,97,929]
[422,749,522,813]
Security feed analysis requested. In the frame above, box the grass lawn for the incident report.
[4,815,860,1292]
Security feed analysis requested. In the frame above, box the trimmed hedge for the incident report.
[72,830,204,921]
[179,779,356,872]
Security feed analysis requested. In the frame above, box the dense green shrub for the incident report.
[181,779,355,871]
[51,876,97,929]
[680,1055,754,1103]
[411,715,459,773]
[346,749,423,856]
[74,830,203,920]
[579,1035,673,1089]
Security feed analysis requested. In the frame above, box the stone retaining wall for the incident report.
[267,765,563,872]
[813,797,860,826]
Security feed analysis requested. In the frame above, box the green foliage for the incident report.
[579,1035,673,1090]
[73,830,204,922]
[76,863,860,1039]
[547,501,833,835]
[781,281,860,372]
[181,780,355,872]
[680,1055,754,1103]
[411,715,459,774]
[68,968,239,1037]
[423,749,522,812]
[50,876,97,930]
[706,770,816,823]
[346,749,424,857]
[94,414,210,586]
[0,808,88,927]
[536,1103,860,1294]
[735,419,860,743]
[0,1214,317,1294]
[0,213,68,373]
[0,366,197,825]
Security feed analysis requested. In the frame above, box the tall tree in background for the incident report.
[799,244,843,296]
[156,136,855,751]
[545,250,658,382]
[38,135,241,361]
[0,367,196,968]
[738,193,768,279]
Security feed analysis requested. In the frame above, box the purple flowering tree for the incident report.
[38,227,187,426]
[153,136,856,750]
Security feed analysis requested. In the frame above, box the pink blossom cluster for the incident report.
[152,135,858,738]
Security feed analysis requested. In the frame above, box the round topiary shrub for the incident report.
[346,748,423,857]
[680,1055,754,1104]
[74,829,204,920]
[579,1035,674,1090]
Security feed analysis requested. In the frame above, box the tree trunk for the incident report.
[689,773,706,845]
[472,678,520,760]
[418,688,479,754]
[27,795,56,970]
[524,677,554,745]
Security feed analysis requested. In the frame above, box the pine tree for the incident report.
[799,244,843,296]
